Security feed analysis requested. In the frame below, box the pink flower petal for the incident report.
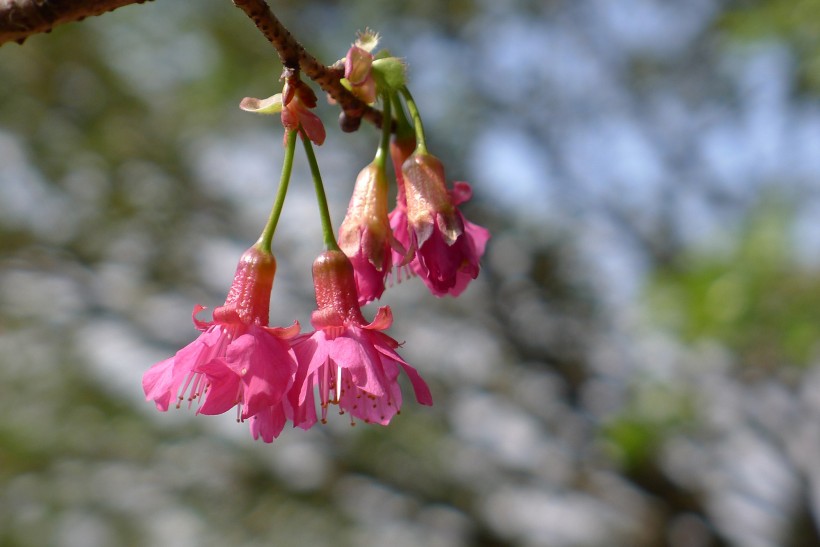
[341,363,402,425]
[325,335,377,394]
[465,219,491,259]
[191,304,212,331]
[225,328,295,419]
[264,320,301,339]
[397,361,433,406]
[142,356,176,411]
[250,404,288,443]
[363,306,393,331]
[450,181,473,206]
[349,250,387,305]
[292,333,329,404]
[414,230,463,294]
[195,358,240,416]
[296,107,326,146]
[369,332,433,406]
[143,326,231,411]
[288,334,322,430]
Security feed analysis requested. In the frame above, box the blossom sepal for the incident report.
[371,57,407,91]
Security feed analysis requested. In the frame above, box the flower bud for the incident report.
[402,152,459,247]
[397,151,491,296]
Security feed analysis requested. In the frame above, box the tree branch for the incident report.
[0,0,152,46]
[232,0,383,131]
[0,0,382,131]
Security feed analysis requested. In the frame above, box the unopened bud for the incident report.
[339,111,362,133]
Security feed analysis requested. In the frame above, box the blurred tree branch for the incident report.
[0,0,383,131]
[0,0,152,45]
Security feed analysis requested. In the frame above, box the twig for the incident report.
[0,0,152,46]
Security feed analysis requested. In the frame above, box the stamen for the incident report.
[188,374,205,406]
[336,364,343,402]
[320,360,330,407]
[177,371,205,409]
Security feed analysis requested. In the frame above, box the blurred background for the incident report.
[2,0,820,545]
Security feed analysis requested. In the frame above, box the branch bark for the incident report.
[0,0,382,131]
[0,0,152,46]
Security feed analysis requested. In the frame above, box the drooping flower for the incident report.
[142,244,299,441]
[290,250,432,428]
[338,161,405,304]
[400,151,490,297]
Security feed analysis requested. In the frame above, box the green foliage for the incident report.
[720,0,820,93]
[647,200,820,368]
[603,383,695,472]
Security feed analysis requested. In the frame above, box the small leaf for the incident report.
[239,94,284,115]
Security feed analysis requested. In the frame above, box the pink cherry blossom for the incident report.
[142,245,299,441]
[396,151,490,296]
[290,250,432,428]
[338,162,405,304]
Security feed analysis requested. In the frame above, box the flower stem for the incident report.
[391,90,414,141]
[374,91,392,170]
[301,132,341,251]
[258,129,298,253]
[400,86,427,155]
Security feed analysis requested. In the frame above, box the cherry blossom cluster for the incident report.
[142,32,489,442]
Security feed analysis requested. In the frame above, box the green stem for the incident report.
[301,132,341,251]
[391,90,414,140]
[400,86,427,154]
[374,91,392,170]
[258,129,298,253]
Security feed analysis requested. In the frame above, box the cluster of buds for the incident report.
[338,31,490,302]
[143,31,488,442]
